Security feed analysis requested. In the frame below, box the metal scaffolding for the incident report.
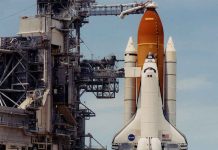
[0,0,148,149]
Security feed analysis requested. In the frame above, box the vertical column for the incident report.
[165,37,177,126]
[124,37,137,124]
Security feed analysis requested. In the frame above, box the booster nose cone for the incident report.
[125,37,136,54]
[166,36,176,52]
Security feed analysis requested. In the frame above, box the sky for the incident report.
[0,0,218,149]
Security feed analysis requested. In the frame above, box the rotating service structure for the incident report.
[0,0,150,150]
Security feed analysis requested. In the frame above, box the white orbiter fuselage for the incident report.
[112,38,188,150]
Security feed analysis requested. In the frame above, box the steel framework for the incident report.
[0,0,149,149]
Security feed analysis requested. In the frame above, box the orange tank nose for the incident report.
[137,7,164,99]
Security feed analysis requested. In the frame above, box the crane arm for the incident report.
[79,1,154,18]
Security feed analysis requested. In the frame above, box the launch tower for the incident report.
[0,0,147,149]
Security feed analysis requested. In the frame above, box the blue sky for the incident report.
[0,0,218,149]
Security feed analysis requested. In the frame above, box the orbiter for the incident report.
[112,2,188,150]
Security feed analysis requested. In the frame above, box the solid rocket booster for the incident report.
[124,37,137,124]
[137,4,164,100]
[165,37,177,126]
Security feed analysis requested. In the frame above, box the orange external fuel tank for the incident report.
[137,7,164,99]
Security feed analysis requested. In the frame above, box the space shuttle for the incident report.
[112,2,188,150]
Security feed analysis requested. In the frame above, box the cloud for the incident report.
[177,76,211,91]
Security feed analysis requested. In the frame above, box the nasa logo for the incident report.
[128,134,135,141]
